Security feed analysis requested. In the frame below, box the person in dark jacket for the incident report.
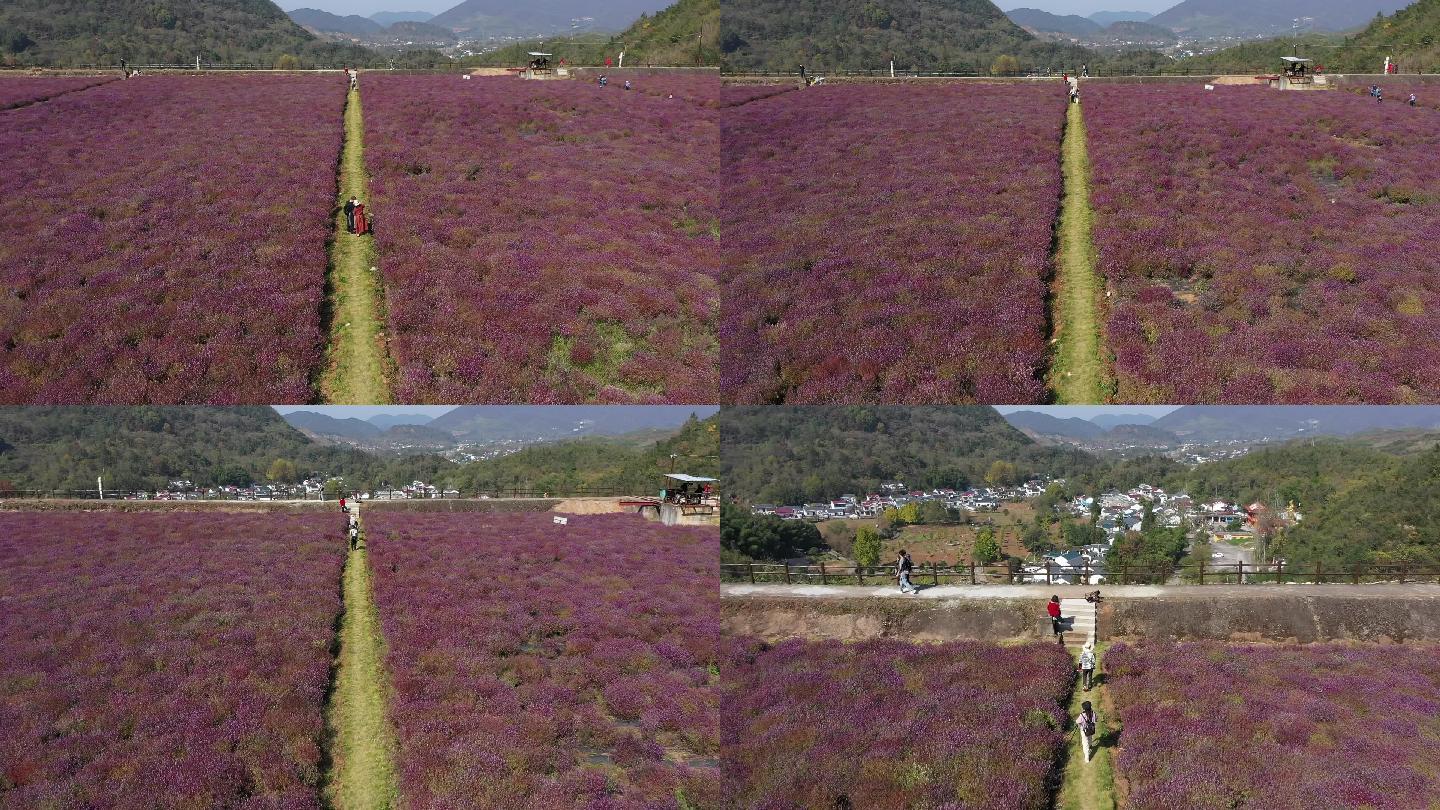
[343,196,357,233]
[896,549,917,594]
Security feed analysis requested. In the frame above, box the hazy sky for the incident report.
[993,405,1182,419]
[272,405,457,419]
[1004,2,1172,16]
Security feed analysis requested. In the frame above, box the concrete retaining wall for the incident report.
[724,590,1440,645]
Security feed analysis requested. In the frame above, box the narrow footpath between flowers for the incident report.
[1055,642,1121,810]
[1047,98,1113,404]
[321,84,393,404]
[323,505,401,808]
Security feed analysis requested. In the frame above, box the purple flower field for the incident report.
[721,84,1066,403]
[0,511,343,807]
[1106,641,1440,808]
[722,637,1074,809]
[625,73,719,107]
[1086,85,1440,402]
[0,75,344,403]
[364,511,719,807]
[363,76,719,403]
[0,76,116,109]
[719,83,797,107]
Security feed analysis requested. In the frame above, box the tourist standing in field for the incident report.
[1076,700,1098,761]
[896,549,917,594]
[1078,642,1097,691]
[339,495,347,513]
[349,523,360,550]
[343,196,357,233]
[353,200,369,236]
[1410,93,1418,106]
[1048,595,1064,636]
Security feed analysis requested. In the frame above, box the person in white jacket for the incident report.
[1078,642,1097,691]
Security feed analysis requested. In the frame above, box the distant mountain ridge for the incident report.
[1006,7,1103,35]
[428,405,719,442]
[1004,406,1440,444]
[1152,406,1440,442]
[430,0,671,36]
[1150,0,1408,36]
[1088,9,1153,24]
[288,7,383,35]
[369,10,435,25]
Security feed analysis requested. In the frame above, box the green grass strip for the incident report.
[324,512,400,809]
[321,86,393,404]
[1048,100,1114,403]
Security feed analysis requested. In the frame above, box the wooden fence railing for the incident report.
[720,561,1440,586]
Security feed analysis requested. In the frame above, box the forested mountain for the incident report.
[1282,445,1440,567]
[722,0,1097,72]
[0,407,714,497]
[0,407,449,493]
[0,0,373,66]
[447,413,719,494]
[721,406,1101,504]
[467,0,718,67]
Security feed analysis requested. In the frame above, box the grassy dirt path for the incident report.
[1048,100,1112,404]
[321,86,392,404]
[324,508,400,808]
[1056,644,1119,810]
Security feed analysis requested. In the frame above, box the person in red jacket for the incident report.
[1048,594,1063,637]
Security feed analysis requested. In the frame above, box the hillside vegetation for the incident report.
[0,407,712,497]
[0,0,372,66]
[0,407,447,492]
[721,406,1101,504]
[448,413,719,494]
[720,0,1170,74]
[465,0,718,67]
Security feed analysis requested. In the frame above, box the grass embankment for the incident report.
[324,513,400,808]
[321,86,392,404]
[1056,643,1120,810]
[1048,100,1113,404]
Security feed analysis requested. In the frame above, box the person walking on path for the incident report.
[353,200,369,236]
[896,549,917,594]
[1048,594,1064,637]
[349,523,360,551]
[1078,642,1097,691]
[339,495,348,513]
[1076,700,1098,762]
[343,196,357,233]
